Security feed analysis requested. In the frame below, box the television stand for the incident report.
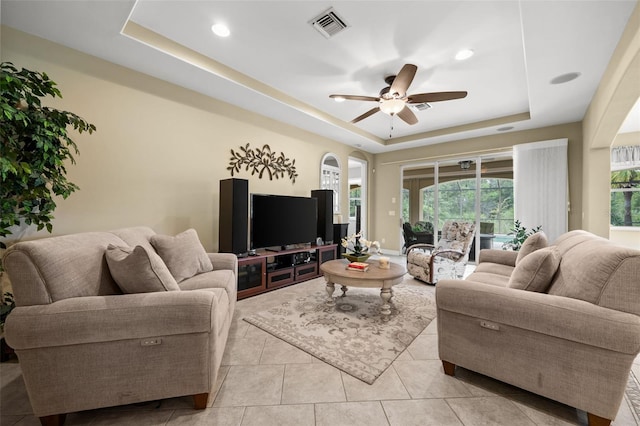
[236,244,337,300]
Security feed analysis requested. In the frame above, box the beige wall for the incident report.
[1,27,360,251]
[582,2,640,238]
[373,123,583,252]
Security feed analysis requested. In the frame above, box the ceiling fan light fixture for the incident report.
[380,98,405,115]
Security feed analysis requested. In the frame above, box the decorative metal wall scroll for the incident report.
[228,143,298,183]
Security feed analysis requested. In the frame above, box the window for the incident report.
[610,167,640,227]
[349,185,361,219]
[421,178,514,234]
[320,153,341,213]
[610,146,640,227]
[401,188,410,223]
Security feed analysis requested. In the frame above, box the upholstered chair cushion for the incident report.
[151,228,214,282]
[436,221,475,260]
[508,246,560,292]
[105,244,179,293]
[516,231,548,264]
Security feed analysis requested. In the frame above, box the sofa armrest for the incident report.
[5,290,221,350]
[477,249,518,267]
[436,279,640,354]
[208,253,237,272]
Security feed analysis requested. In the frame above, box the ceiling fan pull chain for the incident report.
[389,114,394,138]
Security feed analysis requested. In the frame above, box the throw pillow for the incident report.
[516,231,548,264]
[105,244,180,293]
[150,228,214,282]
[508,246,560,292]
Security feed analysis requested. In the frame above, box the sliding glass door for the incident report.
[402,154,514,260]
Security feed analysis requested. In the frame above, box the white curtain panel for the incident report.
[514,138,568,242]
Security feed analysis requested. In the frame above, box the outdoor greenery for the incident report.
[349,186,361,219]
[610,168,639,227]
[0,62,96,249]
[402,188,410,223]
[404,178,514,234]
[412,220,433,234]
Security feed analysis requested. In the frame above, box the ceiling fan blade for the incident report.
[330,94,380,102]
[407,91,468,103]
[351,107,380,124]
[390,64,417,97]
[396,105,418,125]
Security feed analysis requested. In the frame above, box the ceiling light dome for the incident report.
[380,98,405,115]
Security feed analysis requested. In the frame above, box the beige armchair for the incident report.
[3,227,236,426]
[407,220,476,284]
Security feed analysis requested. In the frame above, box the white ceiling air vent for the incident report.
[309,8,349,39]
[409,102,432,112]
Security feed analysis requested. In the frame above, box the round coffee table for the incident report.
[320,259,406,320]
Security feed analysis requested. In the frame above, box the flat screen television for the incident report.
[251,194,317,250]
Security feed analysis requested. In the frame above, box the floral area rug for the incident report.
[244,278,437,384]
[626,369,640,424]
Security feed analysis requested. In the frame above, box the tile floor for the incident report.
[1,260,640,426]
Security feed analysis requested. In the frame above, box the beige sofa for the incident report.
[436,230,640,426]
[3,226,236,426]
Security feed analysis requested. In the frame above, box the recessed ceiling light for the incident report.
[211,23,230,37]
[455,49,474,61]
[497,126,514,132]
[550,72,581,85]
[333,96,346,103]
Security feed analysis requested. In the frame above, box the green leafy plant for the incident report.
[0,62,96,249]
[412,221,434,234]
[502,220,542,251]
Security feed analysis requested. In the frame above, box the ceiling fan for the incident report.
[330,64,467,125]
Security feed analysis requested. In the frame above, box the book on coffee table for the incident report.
[347,261,369,272]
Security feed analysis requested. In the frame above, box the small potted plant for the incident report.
[502,220,542,251]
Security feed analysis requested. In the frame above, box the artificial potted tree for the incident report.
[0,62,96,357]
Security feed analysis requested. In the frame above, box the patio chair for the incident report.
[402,222,434,253]
[402,222,418,253]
